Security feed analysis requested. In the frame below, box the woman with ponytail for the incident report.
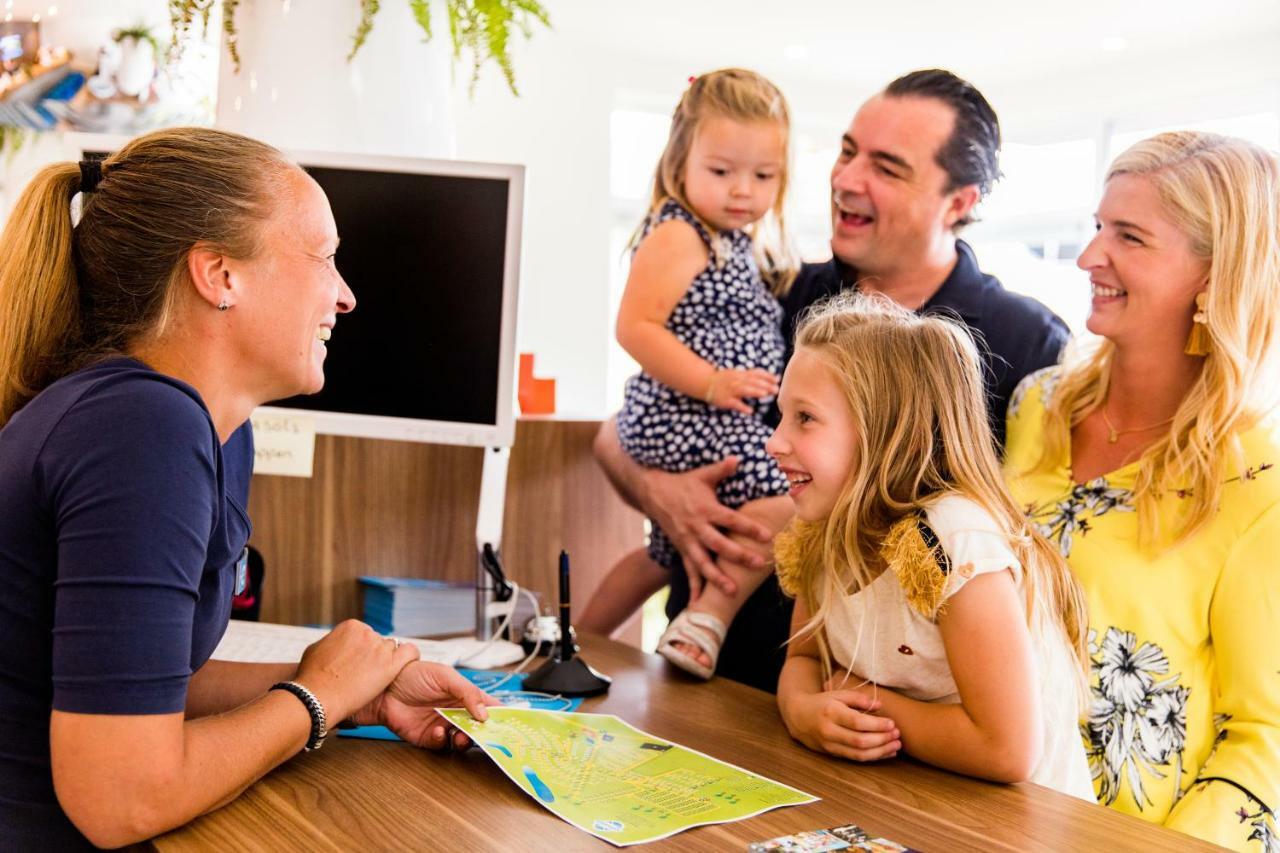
[0,128,493,849]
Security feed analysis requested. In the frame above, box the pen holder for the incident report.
[523,652,611,697]
[522,549,610,697]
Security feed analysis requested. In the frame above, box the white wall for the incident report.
[3,1,1279,417]
[450,38,616,416]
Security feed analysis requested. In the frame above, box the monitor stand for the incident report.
[474,446,524,661]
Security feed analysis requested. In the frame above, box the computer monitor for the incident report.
[263,152,524,449]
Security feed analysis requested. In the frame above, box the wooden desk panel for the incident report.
[150,638,1219,853]
[247,420,645,643]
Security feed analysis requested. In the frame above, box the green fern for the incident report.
[168,0,216,67]
[169,0,549,97]
[410,0,433,40]
[348,0,381,62]
[353,0,551,97]
[221,0,241,71]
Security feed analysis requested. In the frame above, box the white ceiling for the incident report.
[550,0,1280,89]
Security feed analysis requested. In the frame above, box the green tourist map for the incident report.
[438,708,818,847]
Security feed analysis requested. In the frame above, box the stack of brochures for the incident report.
[359,576,541,639]
[359,576,476,637]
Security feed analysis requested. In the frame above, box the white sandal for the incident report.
[657,610,727,680]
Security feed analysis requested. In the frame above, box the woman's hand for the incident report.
[350,661,500,751]
[294,619,421,724]
[781,687,901,762]
[707,368,780,414]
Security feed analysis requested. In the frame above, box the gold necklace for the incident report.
[1099,404,1173,444]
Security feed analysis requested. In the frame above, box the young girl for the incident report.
[577,69,798,679]
[770,294,1094,797]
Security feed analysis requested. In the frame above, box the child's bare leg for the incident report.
[668,496,794,670]
[578,547,670,637]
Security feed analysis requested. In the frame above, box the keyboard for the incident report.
[211,620,525,668]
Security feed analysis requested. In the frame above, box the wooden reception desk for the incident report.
[246,418,645,643]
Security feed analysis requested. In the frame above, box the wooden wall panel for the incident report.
[246,420,645,644]
[500,421,646,643]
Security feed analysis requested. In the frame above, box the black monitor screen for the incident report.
[271,165,510,426]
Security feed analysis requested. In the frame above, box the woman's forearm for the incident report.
[53,689,313,847]
[185,659,298,718]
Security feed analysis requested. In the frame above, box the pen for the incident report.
[558,550,572,662]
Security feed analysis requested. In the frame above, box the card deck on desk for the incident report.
[747,823,919,852]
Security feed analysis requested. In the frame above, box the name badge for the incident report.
[234,547,250,596]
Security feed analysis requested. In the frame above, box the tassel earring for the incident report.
[1184,291,1211,356]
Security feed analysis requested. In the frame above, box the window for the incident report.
[1109,113,1280,161]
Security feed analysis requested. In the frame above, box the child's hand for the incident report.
[783,689,901,762]
[706,368,780,414]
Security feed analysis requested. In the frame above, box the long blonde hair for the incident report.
[1033,132,1280,547]
[775,294,1090,686]
[632,68,799,295]
[0,127,294,427]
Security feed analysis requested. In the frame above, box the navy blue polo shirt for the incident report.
[0,357,253,848]
[668,240,1069,693]
[777,239,1068,447]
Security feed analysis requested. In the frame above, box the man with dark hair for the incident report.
[883,69,1002,225]
[592,69,1068,691]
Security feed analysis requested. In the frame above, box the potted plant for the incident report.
[112,24,162,98]
[169,0,550,96]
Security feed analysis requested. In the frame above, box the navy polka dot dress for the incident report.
[618,199,790,571]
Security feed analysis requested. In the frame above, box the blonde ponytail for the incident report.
[0,162,83,426]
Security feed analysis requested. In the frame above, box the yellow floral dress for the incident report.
[1005,366,1280,851]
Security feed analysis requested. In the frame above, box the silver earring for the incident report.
[217,299,230,312]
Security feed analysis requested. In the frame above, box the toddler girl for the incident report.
[578,69,797,679]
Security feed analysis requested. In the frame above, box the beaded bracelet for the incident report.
[270,681,329,752]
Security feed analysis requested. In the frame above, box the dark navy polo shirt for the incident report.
[667,240,1069,693]
[0,357,253,849]
[777,239,1068,448]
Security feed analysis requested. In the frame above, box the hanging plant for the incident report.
[168,0,550,97]
[166,0,215,64]
[446,0,551,97]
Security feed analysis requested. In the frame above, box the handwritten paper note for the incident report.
[250,413,316,478]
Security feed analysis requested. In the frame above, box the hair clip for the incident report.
[688,75,697,84]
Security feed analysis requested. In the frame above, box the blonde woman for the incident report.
[0,128,493,848]
[1005,132,1279,849]
[771,294,1093,797]
[579,68,799,677]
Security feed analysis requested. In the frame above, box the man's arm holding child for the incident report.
[592,416,771,601]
